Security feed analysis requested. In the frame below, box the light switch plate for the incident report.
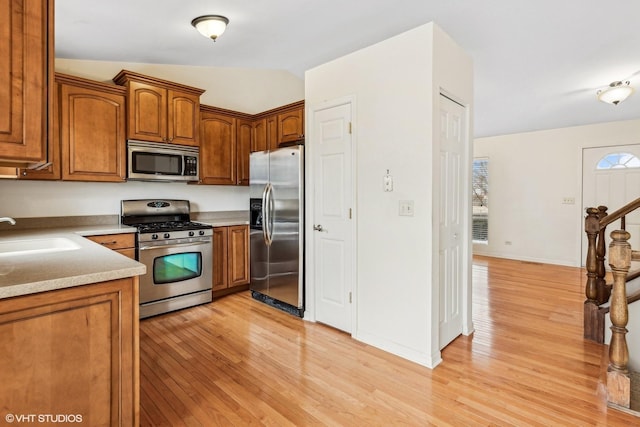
[399,200,414,216]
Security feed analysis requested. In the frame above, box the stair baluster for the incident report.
[584,208,601,341]
[596,206,610,304]
[607,229,632,408]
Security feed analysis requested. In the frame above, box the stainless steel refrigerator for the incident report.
[249,145,304,317]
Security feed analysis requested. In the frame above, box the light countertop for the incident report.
[0,210,249,300]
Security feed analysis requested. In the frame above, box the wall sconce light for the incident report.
[597,81,634,105]
[191,15,229,42]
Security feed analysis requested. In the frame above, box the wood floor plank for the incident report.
[139,256,639,425]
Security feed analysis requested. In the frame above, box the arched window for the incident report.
[596,152,640,170]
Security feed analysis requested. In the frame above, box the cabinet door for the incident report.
[236,119,252,186]
[212,227,229,291]
[200,112,236,185]
[252,119,267,152]
[0,0,50,163]
[15,81,61,180]
[267,115,279,151]
[168,90,199,146]
[228,225,250,287]
[278,107,304,144]
[127,81,166,143]
[0,278,139,426]
[60,83,126,182]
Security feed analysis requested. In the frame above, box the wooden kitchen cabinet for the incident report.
[212,225,250,295]
[113,70,204,146]
[237,119,252,186]
[0,277,139,426]
[251,101,304,152]
[58,73,127,182]
[0,0,53,165]
[252,115,278,152]
[199,105,252,186]
[86,233,136,259]
[200,110,237,185]
[278,105,305,144]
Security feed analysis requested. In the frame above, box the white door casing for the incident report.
[312,101,354,333]
[582,145,640,265]
[438,94,466,350]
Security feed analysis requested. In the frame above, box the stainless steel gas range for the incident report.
[121,199,213,318]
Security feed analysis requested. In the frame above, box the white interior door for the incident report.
[439,95,466,350]
[582,145,640,264]
[313,102,353,333]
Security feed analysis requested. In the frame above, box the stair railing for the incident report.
[583,196,640,408]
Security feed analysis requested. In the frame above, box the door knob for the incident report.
[314,224,324,232]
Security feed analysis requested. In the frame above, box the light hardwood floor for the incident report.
[139,256,638,426]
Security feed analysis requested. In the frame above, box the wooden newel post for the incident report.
[585,208,600,303]
[607,229,632,408]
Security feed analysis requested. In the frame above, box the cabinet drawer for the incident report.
[116,248,136,259]
[86,233,135,250]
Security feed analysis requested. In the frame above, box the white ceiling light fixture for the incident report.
[191,15,229,42]
[597,80,634,105]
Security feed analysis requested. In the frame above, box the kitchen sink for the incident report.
[0,237,82,257]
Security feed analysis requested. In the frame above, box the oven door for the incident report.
[138,237,212,305]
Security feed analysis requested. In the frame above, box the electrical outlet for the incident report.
[562,197,575,205]
[383,174,393,192]
[399,200,414,216]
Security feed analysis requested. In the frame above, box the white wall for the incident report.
[0,180,247,218]
[473,118,640,266]
[305,22,472,368]
[0,60,305,218]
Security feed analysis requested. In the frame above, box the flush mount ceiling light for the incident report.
[597,80,634,105]
[191,15,229,42]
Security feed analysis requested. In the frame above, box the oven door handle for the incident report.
[139,240,211,251]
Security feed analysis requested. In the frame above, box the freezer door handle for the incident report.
[261,183,270,246]
[265,183,274,245]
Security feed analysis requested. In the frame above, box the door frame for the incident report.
[304,95,357,331]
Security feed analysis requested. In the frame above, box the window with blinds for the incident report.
[472,159,488,242]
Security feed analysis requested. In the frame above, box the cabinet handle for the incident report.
[101,241,118,246]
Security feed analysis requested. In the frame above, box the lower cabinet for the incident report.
[0,277,139,426]
[85,233,136,259]
[212,225,250,295]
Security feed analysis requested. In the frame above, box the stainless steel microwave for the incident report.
[127,140,199,182]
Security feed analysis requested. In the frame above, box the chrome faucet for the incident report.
[0,217,16,225]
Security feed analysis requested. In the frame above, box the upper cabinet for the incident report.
[277,105,304,144]
[0,0,53,165]
[251,101,304,153]
[199,106,252,186]
[200,108,237,185]
[57,73,127,182]
[236,119,251,186]
[113,70,204,147]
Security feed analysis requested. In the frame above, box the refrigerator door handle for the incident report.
[261,183,270,245]
[265,183,274,246]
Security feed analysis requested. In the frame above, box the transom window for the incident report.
[596,152,640,170]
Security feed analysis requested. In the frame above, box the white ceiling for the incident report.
[55,0,640,138]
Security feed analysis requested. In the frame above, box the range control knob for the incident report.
[189,231,195,237]
[199,230,205,236]
[164,233,170,239]
[151,234,158,240]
